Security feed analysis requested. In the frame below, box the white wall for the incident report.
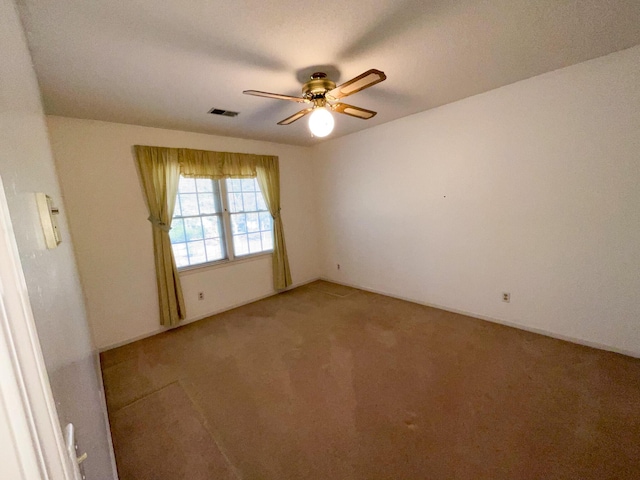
[0,0,117,478]
[47,117,319,349]
[314,46,640,357]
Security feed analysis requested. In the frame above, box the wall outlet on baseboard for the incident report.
[502,292,510,303]
[198,292,204,300]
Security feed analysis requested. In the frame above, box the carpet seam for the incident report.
[109,380,179,416]
[178,378,244,480]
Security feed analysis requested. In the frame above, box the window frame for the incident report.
[172,176,273,272]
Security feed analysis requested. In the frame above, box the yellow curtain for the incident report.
[256,157,292,290]
[134,145,186,326]
[134,145,292,326]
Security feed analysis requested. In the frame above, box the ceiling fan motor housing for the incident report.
[303,72,336,99]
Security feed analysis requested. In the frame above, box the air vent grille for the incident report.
[208,108,239,117]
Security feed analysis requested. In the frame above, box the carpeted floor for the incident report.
[101,280,640,479]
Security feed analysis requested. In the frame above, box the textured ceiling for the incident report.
[18,0,640,146]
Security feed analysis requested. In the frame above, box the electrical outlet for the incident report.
[337,264,341,270]
[198,292,204,300]
[502,292,510,303]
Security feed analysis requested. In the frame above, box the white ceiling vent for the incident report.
[208,108,239,117]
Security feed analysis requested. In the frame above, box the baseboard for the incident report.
[101,276,638,359]
[319,277,640,359]
[99,276,321,352]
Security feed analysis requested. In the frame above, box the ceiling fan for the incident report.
[243,69,387,137]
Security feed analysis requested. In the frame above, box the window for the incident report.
[170,176,272,268]
[227,178,273,256]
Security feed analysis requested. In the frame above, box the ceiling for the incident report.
[18,0,640,147]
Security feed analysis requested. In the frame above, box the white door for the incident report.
[0,176,77,480]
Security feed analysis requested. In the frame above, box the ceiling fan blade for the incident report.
[325,69,386,100]
[278,108,314,125]
[331,103,377,119]
[243,90,309,103]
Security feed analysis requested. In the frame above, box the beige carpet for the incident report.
[109,382,237,479]
[101,280,640,479]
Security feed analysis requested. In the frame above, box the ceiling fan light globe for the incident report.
[308,108,334,137]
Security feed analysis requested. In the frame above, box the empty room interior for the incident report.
[1,0,639,479]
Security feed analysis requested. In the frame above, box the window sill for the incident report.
[177,251,273,276]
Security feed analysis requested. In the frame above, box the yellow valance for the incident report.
[135,145,276,178]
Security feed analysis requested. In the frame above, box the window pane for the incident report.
[233,235,249,256]
[186,240,206,264]
[205,238,224,262]
[173,176,230,268]
[172,243,189,268]
[195,178,213,192]
[247,233,262,253]
[179,177,196,193]
[241,179,255,191]
[261,231,273,251]
[256,193,267,211]
[202,215,221,239]
[231,213,246,234]
[243,192,257,211]
[184,217,204,241]
[259,212,272,231]
[180,193,199,216]
[211,180,223,211]
[227,178,241,192]
[224,177,272,258]
[198,193,217,214]
[229,192,243,213]
[169,218,186,244]
[246,212,260,233]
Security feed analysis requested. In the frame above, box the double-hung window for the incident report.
[170,176,272,269]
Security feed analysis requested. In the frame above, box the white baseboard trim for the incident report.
[319,277,640,359]
[99,277,321,352]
